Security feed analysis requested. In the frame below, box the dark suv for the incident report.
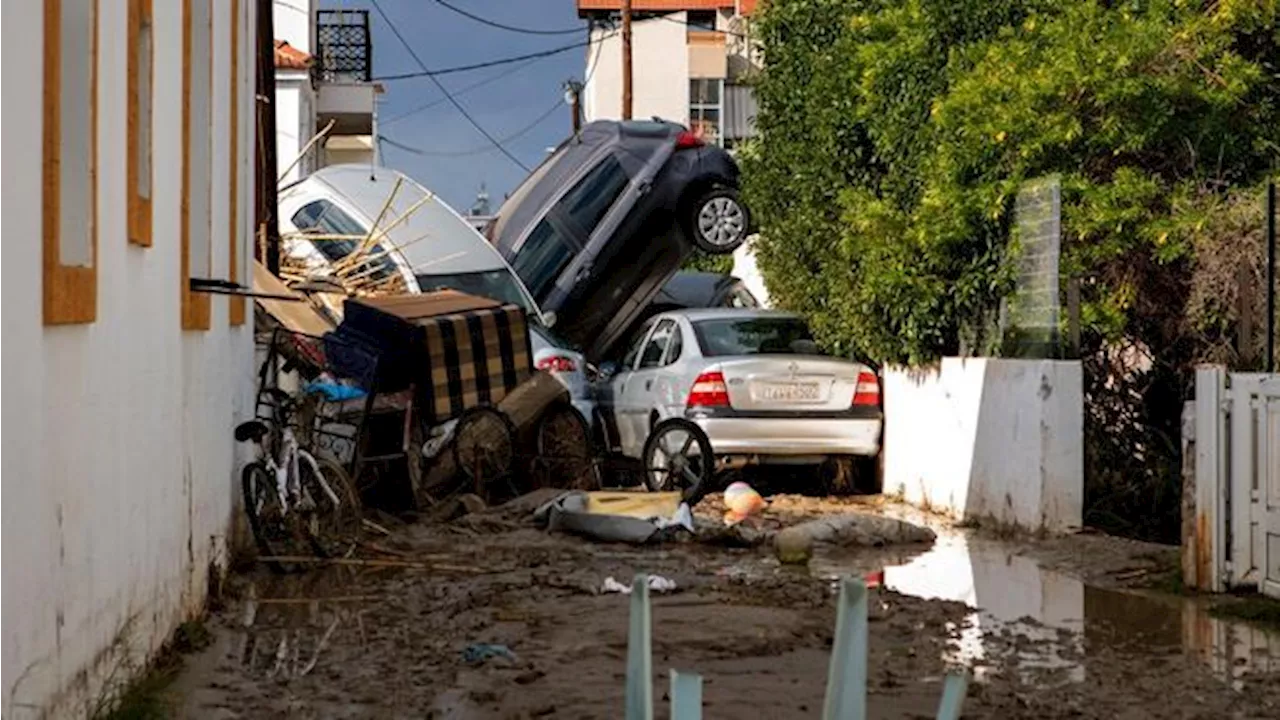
[489,119,750,360]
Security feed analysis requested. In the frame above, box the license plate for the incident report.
[756,382,820,402]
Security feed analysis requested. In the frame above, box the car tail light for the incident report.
[537,355,577,373]
[688,371,729,407]
[852,370,880,406]
[676,130,704,150]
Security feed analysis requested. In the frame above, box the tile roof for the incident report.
[274,40,312,70]
[577,1,758,16]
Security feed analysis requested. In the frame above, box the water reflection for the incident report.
[812,533,1280,690]
[233,565,381,680]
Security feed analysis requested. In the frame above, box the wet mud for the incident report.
[168,494,1280,719]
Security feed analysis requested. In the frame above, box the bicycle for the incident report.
[236,388,362,573]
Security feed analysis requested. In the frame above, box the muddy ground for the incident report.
[167,493,1280,719]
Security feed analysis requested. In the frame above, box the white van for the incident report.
[277,165,595,424]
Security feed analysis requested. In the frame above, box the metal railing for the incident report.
[314,9,372,83]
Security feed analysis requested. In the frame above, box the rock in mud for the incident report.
[774,514,936,564]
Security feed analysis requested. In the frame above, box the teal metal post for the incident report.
[934,673,969,720]
[822,577,869,720]
[625,574,654,720]
[669,670,703,719]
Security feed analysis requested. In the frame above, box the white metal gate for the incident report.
[1192,368,1280,597]
[1257,378,1280,597]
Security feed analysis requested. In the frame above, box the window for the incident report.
[692,317,817,357]
[292,200,397,281]
[127,0,153,247]
[228,0,244,324]
[687,10,716,34]
[689,78,722,146]
[511,219,575,303]
[416,270,533,314]
[621,320,655,369]
[43,0,99,325]
[181,0,212,330]
[664,324,684,365]
[639,319,676,369]
[729,286,759,309]
[559,155,630,235]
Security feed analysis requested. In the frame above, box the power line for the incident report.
[381,99,565,158]
[381,58,543,127]
[430,0,584,36]
[371,0,532,171]
[380,29,604,158]
[372,36,600,82]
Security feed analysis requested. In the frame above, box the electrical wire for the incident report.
[381,100,565,158]
[381,59,543,127]
[430,0,585,36]
[372,36,600,82]
[371,0,532,171]
[381,25,605,158]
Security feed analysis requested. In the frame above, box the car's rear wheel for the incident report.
[687,188,749,254]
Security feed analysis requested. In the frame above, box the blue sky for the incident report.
[331,0,592,213]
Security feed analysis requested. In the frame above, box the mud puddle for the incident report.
[813,532,1280,691]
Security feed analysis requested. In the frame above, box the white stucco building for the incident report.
[577,0,761,148]
[2,1,259,714]
[274,1,382,185]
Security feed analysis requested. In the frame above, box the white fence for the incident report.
[1187,367,1280,597]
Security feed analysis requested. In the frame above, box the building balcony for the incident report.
[313,10,378,137]
[313,9,371,84]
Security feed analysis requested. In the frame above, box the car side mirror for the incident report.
[598,361,619,380]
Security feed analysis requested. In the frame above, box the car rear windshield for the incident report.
[691,317,816,357]
[416,270,533,314]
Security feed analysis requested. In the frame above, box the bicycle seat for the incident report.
[234,420,270,443]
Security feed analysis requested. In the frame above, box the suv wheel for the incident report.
[687,188,749,254]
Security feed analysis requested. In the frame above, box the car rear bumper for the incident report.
[686,412,882,457]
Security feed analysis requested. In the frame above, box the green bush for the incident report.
[746,0,1279,540]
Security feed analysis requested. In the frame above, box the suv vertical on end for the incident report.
[489,119,752,361]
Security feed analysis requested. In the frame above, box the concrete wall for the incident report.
[583,15,690,125]
[732,237,770,308]
[1,1,256,715]
[883,358,1083,532]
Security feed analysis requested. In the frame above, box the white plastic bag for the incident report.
[601,575,678,595]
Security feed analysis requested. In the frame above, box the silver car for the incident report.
[595,309,882,470]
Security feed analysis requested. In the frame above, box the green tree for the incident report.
[745,0,1279,540]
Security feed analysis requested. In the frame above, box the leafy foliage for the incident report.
[746,0,1279,364]
[746,0,1279,540]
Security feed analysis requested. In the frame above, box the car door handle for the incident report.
[644,380,653,391]
[637,180,652,196]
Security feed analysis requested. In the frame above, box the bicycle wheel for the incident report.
[241,461,308,574]
[533,403,599,491]
[297,450,363,558]
[642,418,715,506]
[452,406,517,498]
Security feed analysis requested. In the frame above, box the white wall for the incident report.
[732,237,770,308]
[273,0,313,54]
[583,15,690,125]
[883,359,1084,533]
[275,75,317,185]
[1,0,256,715]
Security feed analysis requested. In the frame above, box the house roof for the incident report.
[274,40,312,70]
[576,1,758,17]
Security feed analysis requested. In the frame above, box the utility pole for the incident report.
[621,0,633,120]
[256,0,280,274]
[563,80,583,133]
